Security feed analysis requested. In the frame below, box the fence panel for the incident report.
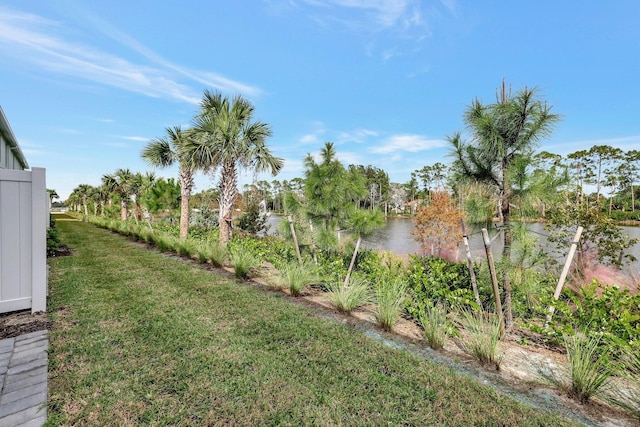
[0,167,47,313]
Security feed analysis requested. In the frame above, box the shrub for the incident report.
[405,256,477,320]
[326,276,372,313]
[461,310,503,370]
[46,217,61,257]
[375,279,407,331]
[418,303,455,350]
[564,334,613,403]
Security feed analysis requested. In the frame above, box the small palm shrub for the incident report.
[280,262,318,296]
[375,279,407,331]
[418,303,455,350]
[327,276,372,313]
[564,334,613,403]
[461,310,503,370]
[230,249,260,279]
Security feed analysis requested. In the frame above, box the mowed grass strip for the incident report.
[46,221,575,426]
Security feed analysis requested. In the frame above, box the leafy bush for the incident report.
[405,256,477,320]
[549,281,640,347]
[46,217,61,257]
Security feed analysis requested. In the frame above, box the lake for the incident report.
[266,215,640,272]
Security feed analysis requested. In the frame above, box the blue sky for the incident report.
[1,1,639,200]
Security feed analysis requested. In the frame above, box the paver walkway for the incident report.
[0,330,48,427]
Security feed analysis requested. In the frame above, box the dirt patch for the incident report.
[49,244,73,258]
[0,310,50,339]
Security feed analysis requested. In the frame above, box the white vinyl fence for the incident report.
[0,167,47,313]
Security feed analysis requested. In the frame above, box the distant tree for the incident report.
[448,81,560,326]
[586,145,623,202]
[47,188,59,204]
[412,191,463,257]
[389,183,407,214]
[103,168,134,221]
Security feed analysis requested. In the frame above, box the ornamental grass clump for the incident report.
[327,276,372,313]
[176,238,197,258]
[230,249,260,279]
[375,279,407,331]
[418,303,455,350]
[280,262,318,296]
[461,310,503,370]
[609,343,640,419]
[564,334,613,403]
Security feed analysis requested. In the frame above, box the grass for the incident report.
[279,261,319,296]
[229,248,260,279]
[326,276,372,313]
[375,279,406,331]
[46,220,575,426]
[418,303,455,350]
[460,310,503,370]
[564,334,613,403]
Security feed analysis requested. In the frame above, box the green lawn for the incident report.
[46,220,576,426]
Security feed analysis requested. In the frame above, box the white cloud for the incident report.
[336,128,379,143]
[120,136,149,142]
[0,6,261,105]
[370,134,447,153]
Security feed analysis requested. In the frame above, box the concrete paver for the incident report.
[0,330,48,427]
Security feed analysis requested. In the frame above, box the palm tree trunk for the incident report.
[179,168,194,241]
[121,198,128,221]
[219,160,237,245]
[343,236,362,287]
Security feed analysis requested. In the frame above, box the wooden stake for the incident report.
[461,219,482,308]
[545,226,583,328]
[482,228,504,334]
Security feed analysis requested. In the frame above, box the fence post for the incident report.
[31,167,47,313]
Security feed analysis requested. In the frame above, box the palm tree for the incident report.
[47,188,59,205]
[141,126,196,240]
[73,184,93,216]
[187,90,284,245]
[103,168,134,221]
[448,81,560,326]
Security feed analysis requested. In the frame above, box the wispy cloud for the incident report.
[370,134,447,153]
[336,128,379,143]
[0,6,261,104]
[277,0,457,59]
[120,136,148,142]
